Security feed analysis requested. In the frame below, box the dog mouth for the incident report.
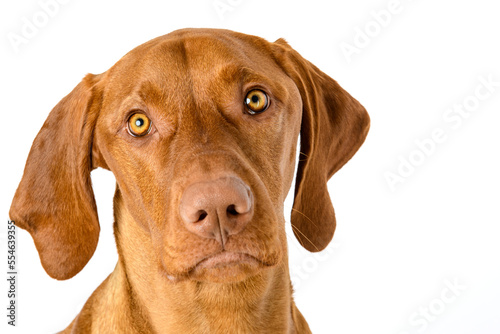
[195,251,265,269]
[164,251,275,283]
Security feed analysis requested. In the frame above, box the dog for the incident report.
[10,28,369,333]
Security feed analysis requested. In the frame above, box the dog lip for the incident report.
[162,250,278,282]
[195,251,266,269]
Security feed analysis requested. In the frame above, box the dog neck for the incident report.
[106,192,295,333]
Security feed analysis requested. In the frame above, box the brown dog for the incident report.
[10,28,369,333]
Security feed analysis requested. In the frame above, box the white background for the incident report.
[1,0,499,333]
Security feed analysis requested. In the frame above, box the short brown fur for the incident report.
[10,28,369,333]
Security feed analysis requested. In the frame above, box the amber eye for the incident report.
[127,112,152,137]
[244,89,269,114]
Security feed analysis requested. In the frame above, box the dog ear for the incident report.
[9,74,103,280]
[272,39,370,252]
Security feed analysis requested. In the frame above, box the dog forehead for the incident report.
[107,29,282,87]
[148,28,275,64]
[100,29,291,116]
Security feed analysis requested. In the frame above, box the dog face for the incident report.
[94,30,302,282]
[10,29,369,283]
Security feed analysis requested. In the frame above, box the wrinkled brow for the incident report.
[213,64,288,102]
[216,65,273,86]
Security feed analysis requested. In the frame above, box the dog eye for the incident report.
[244,89,269,114]
[127,112,152,137]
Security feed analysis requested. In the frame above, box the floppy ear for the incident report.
[9,74,103,280]
[273,39,370,252]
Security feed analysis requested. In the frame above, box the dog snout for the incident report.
[179,176,254,246]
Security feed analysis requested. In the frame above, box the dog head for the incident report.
[10,29,369,282]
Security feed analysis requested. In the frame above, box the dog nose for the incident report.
[179,176,254,246]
